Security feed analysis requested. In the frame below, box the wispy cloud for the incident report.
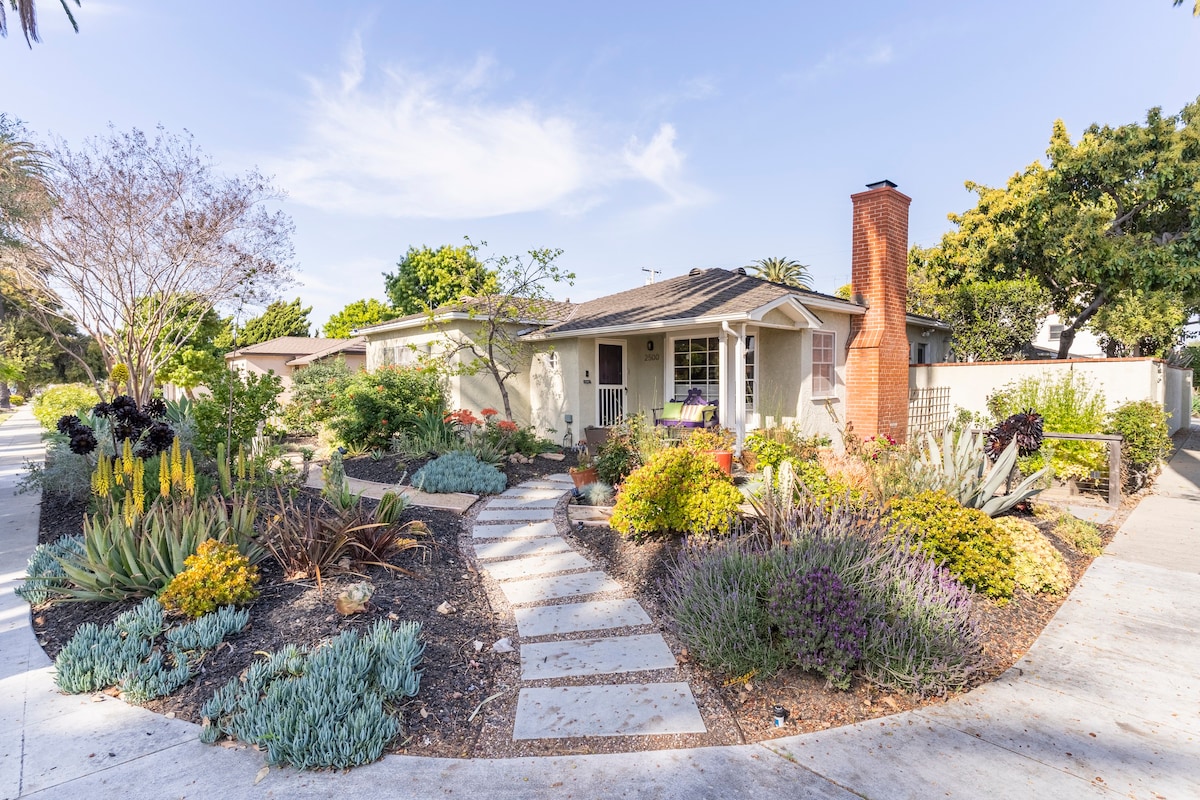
[270,41,709,219]
[788,39,896,85]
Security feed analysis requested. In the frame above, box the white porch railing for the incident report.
[598,386,624,427]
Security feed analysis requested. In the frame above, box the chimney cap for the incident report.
[866,179,898,190]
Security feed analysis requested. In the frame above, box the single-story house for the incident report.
[357,181,949,453]
[225,336,367,401]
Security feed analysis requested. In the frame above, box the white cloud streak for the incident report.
[271,42,708,219]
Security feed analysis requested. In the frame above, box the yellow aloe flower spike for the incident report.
[123,497,135,526]
[159,453,171,497]
[122,439,134,477]
[184,451,196,496]
[132,458,146,513]
[171,438,184,487]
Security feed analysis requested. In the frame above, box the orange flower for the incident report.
[480,407,500,418]
[497,420,518,432]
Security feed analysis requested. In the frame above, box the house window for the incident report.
[744,335,756,412]
[673,336,720,402]
[812,331,836,397]
[1049,324,1064,343]
[911,341,929,365]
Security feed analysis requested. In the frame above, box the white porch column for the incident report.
[734,323,747,456]
[717,330,729,418]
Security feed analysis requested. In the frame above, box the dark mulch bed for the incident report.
[344,449,579,488]
[33,489,505,759]
[565,506,1116,743]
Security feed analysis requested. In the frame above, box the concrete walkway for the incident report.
[469,479,706,740]
[1,404,1198,799]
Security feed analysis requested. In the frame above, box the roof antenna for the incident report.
[642,267,661,285]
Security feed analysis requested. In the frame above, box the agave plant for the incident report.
[916,430,1049,517]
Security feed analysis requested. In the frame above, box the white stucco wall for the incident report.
[910,358,1193,435]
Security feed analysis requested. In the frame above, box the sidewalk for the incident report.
[1,405,1197,799]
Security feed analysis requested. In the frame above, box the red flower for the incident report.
[497,420,518,432]
[481,407,500,418]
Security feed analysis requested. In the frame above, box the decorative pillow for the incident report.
[680,404,708,423]
[662,401,684,419]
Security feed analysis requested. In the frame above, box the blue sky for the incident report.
[3,1,1198,332]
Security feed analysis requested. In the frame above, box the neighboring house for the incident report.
[1028,314,1105,359]
[225,336,367,401]
[358,181,949,453]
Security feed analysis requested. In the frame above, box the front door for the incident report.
[596,340,625,426]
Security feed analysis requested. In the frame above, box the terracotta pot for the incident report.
[570,466,599,489]
[705,450,734,476]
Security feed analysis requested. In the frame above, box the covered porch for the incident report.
[535,295,827,455]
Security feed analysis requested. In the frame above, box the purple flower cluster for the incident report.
[768,565,867,690]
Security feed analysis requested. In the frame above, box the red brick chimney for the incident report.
[845,180,911,444]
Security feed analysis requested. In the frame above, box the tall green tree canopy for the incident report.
[384,243,497,315]
[920,97,1200,359]
[323,298,399,338]
[234,298,311,347]
[746,257,812,289]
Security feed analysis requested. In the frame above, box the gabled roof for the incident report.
[225,336,361,360]
[354,296,577,337]
[286,336,367,366]
[531,268,865,339]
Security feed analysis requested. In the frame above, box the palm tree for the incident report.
[1,0,80,47]
[746,257,813,290]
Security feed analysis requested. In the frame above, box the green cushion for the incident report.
[662,401,684,419]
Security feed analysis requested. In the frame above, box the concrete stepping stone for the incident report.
[500,572,621,605]
[513,683,706,740]
[519,481,573,491]
[521,634,676,679]
[474,537,573,561]
[486,497,561,509]
[477,507,554,522]
[483,551,592,581]
[514,598,651,637]
[499,488,564,500]
[472,521,558,540]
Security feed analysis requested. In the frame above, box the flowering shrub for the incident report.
[1106,400,1173,490]
[443,407,554,458]
[328,365,444,449]
[159,540,260,618]
[744,425,829,471]
[768,565,867,689]
[610,446,743,540]
[663,506,985,695]
[860,433,900,462]
[1052,513,1103,555]
[886,491,1016,602]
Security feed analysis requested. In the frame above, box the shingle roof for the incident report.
[286,336,367,366]
[226,336,360,359]
[536,268,862,336]
[354,296,577,336]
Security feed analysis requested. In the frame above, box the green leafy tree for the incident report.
[193,367,283,457]
[1,0,79,47]
[155,303,226,398]
[323,298,399,338]
[920,98,1200,359]
[1090,289,1191,358]
[746,257,812,289]
[384,243,497,315]
[234,298,311,347]
[431,241,572,421]
[908,247,1048,361]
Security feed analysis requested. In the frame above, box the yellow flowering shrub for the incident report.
[159,540,259,618]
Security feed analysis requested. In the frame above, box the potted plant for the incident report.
[684,427,736,476]
[569,449,600,489]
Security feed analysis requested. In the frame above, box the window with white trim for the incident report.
[1049,324,1064,343]
[812,331,836,397]
[672,336,720,402]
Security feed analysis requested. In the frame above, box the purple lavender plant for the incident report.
[768,565,867,690]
